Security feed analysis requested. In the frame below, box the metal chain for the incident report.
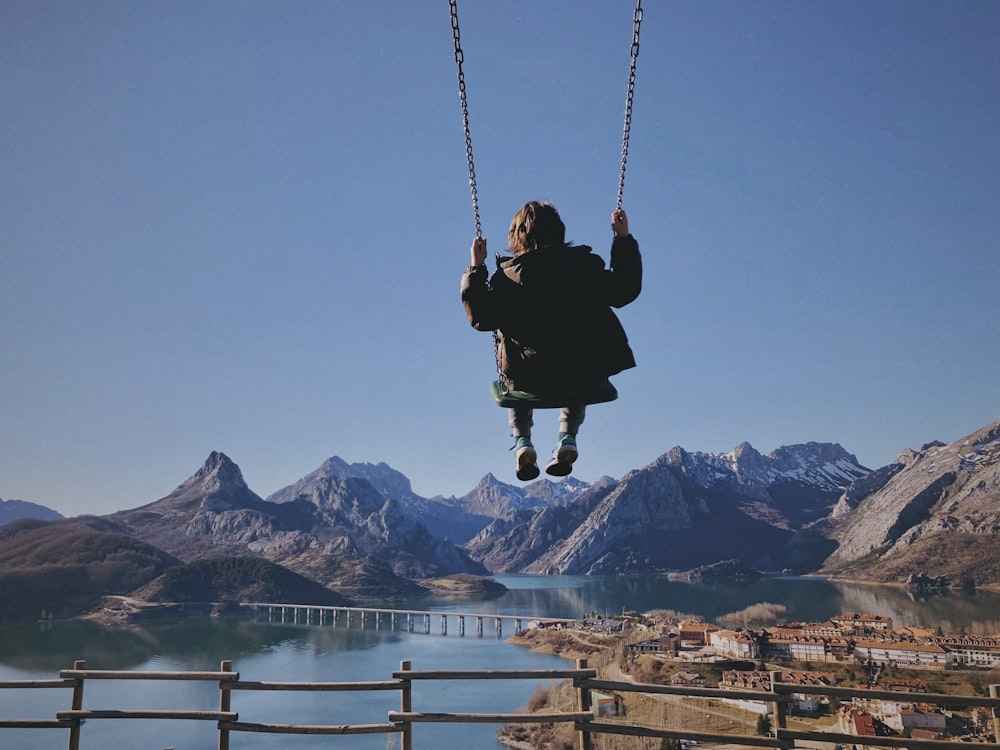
[617,0,643,211]
[449,0,482,239]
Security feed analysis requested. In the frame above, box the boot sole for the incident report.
[516,449,540,481]
[545,446,578,477]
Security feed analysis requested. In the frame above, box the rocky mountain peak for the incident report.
[268,456,415,505]
[823,417,1000,583]
[461,474,534,518]
[188,451,249,496]
[474,473,504,490]
[728,441,764,464]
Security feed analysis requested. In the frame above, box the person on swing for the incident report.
[461,201,642,480]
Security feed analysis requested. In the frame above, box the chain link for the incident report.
[449,0,482,239]
[617,0,643,211]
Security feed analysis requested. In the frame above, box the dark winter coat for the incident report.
[461,234,641,395]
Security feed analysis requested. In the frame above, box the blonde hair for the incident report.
[508,201,566,254]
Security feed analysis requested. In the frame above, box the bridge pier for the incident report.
[245,603,564,639]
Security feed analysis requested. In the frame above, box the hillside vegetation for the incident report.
[137,556,350,607]
[0,519,179,620]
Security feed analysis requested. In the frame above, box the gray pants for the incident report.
[509,405,586,439]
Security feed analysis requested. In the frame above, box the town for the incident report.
[521,610,1000,745]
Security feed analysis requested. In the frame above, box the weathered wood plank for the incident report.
[0,719,75,728]
[392,669,595,681]
[777,727,1000,750]
[59,669,239,681]
[219,720,401,735]
[0,679,76,689]
[774,682,1000,708]
[583,677,1000,710]
[57,709,238,721]
[576,721,789,748]
[388,711,594,724]
[227,680,400,692]
[579,677,792,703]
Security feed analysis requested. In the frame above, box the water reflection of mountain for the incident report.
[834,582,1000,634]
[0,617,403,672]
[483,575,849,623]
[444,575,1000,633]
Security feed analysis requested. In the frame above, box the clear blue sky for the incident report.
[3,1,998,517]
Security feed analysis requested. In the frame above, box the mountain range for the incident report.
[2,417,998,619]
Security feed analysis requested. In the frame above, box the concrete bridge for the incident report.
[242,602,572,637]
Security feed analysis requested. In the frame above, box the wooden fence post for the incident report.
[576,658,592,750]
[399,660,413,750]
[218,660,232,750]
[989,684,999,744]
[67,659,85,750]
[770,670,787,732]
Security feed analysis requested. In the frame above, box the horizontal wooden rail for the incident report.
[577,721,790,748]
[776,727,1000,750]
[393,668,596,680]
[580,676,793,703]
[775,681,1000,707]
[57,709,237,721]
[220,720,403,735]
[583,676,1000,712]
[0,719,75,729]
[389,710,595,724]
[0,679,76,689]
[59,668,239,681]
[226,679,400,692]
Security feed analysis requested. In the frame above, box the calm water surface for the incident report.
[3,575,1000,750]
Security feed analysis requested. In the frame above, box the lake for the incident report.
[2,575,1000,750]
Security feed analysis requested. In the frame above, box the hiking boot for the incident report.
[514,437,540,481]
[545,435,578,477]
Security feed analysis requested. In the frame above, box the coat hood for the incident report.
[497,244,598,286]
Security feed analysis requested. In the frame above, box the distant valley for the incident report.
[2,417,998,621]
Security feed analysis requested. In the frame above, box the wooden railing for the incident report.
[2,660,999,750]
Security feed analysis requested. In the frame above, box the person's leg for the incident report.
[509,406,539,481]
[559,405,586,437]
[546,405,585,477]
[509,405,533,438]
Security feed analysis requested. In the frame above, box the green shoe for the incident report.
[514,437,540,481]
[545,435,578,477]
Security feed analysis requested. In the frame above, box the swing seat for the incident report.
[490,378,618,409]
